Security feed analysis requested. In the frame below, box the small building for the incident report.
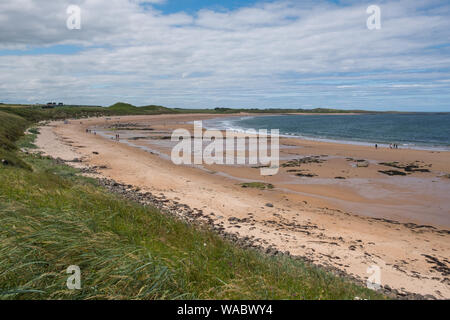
[43,102,56,109]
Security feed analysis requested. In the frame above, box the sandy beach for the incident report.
[35,114,450,299]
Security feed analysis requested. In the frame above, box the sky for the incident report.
[0,0,449,111]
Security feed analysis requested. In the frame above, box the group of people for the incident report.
[85,128,119,141]
[389,143,399,149]
[374,143,400,149]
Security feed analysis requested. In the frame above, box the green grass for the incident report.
[108,102,176,115]
[0,111,29,151]
[0,107,385,300]
[0,111,31,170]
[0,155,384,300]
[17,127,40,150]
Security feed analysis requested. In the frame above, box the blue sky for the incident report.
[151,0,269,14]
[0,0,449,111]
[0,45,83,56]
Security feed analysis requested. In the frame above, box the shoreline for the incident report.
[35,114,450,298]
[204,114,450,152]
[94,113,450,228]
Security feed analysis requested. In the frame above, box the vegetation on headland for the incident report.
[0,102,375,122]
[0,107,385,300]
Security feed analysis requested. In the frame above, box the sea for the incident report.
[204,113,450,150]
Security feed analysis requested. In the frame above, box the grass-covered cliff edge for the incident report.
[0,106,384,300]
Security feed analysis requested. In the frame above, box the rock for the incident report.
[265,247,278,255]
[405,166,430,173]
[356,161,369,168]
[296,172,317,178]
[55,157,65,165]
[282,156,326,168]
[378,170,407,176]
[380,161,432,174]
[265,203,274,208]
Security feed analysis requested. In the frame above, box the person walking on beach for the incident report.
[375,144,378,149]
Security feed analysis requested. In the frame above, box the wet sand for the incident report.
[35,114,450,298]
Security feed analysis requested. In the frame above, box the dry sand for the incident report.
[35,114,450,298]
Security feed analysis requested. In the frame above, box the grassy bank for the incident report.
[0,109,384,300]
[0,103,174,122]
[0,111,31,169]
[1,102,374,122]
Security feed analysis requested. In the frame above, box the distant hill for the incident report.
[140,105,175,113]
[108,102,176,114]
[2,101,383,118]
[107,102,139,113]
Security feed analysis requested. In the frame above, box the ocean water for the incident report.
[205,113,450,150]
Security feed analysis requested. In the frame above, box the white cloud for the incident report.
[0,0,449,110]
